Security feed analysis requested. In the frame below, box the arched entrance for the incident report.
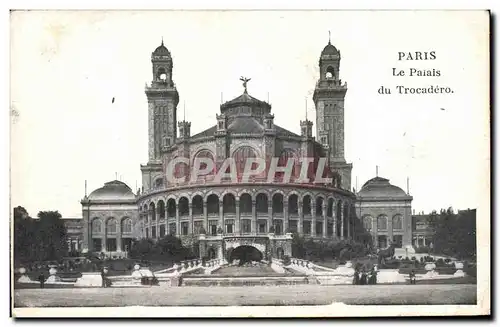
[230,245,263,265]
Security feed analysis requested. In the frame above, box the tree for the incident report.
[36,211,68,261]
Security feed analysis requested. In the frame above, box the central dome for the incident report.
[220,91,271,118]
[358,177,407,198]
[88,180,136,201]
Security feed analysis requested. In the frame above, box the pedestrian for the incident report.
[409,270,416,284]
[38,273,45,289]
[353,267,360,285]
[360,269,367,285]
[101,268,106,288]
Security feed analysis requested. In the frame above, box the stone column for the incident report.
[340,203,344,240]
[219,202,224,232]
[283,201,288,234]
[322,203,327,238]
[235,200,240,234]
[372,216,378,248]
[203,202,208,231]
[268,204,273,234]
[388,214,393,245]
[347,205,351,239]
[176,205,180,237]
[156,207,160,239]
[311,199,316,237]
[189,203,193,234]
[251,200,257,234]
[116,221,122,252]
[298,201,303,234]
[332,203,337,238]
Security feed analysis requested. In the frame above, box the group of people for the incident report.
[353,267,378,285]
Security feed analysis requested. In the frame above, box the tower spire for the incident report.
[85,180,87,197]
[376,166,378,177]
[161,36,164,46]
[183,101,186,121]
[328,30,331,44]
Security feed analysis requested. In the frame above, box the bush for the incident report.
[282,255,291,266]
[415,246,431,254]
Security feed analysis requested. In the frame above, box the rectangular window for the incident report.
[209,220,218,235]
[241,219,251,234]
[106,238,117,252]
[258,219,267,234]
[274,220,283,235]
[181,222,189,235]
[152,226,157,238]
[289,220,298,233]
[145,228,149,238]
[122,238,132,252]
[327,222,334,236]
[194,221,204,235]
[303,221,311,235]
[225,219,234,234]
[168,223,176,236]
[160,225,166,237]
[316,222,323,236]
[92,238,102,252]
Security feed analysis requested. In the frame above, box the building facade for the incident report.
[355,177,413,249]
[75,39,431,259]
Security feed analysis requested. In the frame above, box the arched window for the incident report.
[107,218,117,234]
[327,198,334,217]
[256,193,268,213]
[316,197,324,216]
[122,218,132,234]
[193,150,215,176]
[233,146,258,178]
[377,215,388,231]
[392,214,403,230]
[207,194,219,215]
[276,149,297,181]
[179,197,189,216]
[192,195,203,215]
[92,219,102,234]
[363,216,372,231]
[288,194,298,215]
[167,199,176,218]
[240,193,252,214]
[302,195,312,215]
[223,193,236,214]
[150,202,156,221]
[272,193,284,214]
[157,200,165,219]
[325,66,335,79]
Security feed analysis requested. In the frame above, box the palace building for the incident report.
[79,39,416,260]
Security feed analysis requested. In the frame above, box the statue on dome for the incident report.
[240,76,251,93]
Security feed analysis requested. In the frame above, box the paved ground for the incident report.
[14,284,476,307]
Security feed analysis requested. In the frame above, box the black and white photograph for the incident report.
[9,9,490,317]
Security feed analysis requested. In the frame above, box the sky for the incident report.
[10,10,489,218]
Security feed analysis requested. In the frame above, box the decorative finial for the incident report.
[328,30,331,44]
[183,101,186,121]
[240,76,251,93]
[161,36,164,46]
[376,166,378,177]
[85,180,87,197]
[305,98,308,121]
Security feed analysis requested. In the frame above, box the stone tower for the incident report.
[145,39,179,161]
[313,37,352,190]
